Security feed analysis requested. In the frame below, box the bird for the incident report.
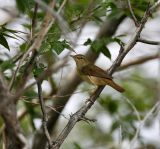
[70,54,125,93]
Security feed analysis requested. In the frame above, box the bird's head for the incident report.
[70,54,90,69]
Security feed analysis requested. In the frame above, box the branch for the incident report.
[127,0,139,26]
[31,3,39,39]
[37,81,52,147]
[117,53,160,71]
[150,0,160,13]
[51,5,152,149]
[0,73,27,148]
[130,101,160,149]
[138,38,160,45]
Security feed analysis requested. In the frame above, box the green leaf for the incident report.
[83,38,92,46]
[1,26,18,34]
[92,39,111,59]
[48,24,61,41]
[92,15,103,23]
[112,37,125,47]
[52,41,65,55]
[0,34,10,51]
[16,0,34,17]
[73,142,83,149]
[39,42,51,54]
[16,0,27,13]
[99,96,118,114]
[2,33,18,40]
[33,63,46,78]
[91,40,104,52]
[0,60,15,71]
[39,24,71,55]
[84,38,111,59]
[101,47,111,59]
[51,40,71,55]
[20,43,27,52]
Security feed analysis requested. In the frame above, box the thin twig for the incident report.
[21,87,95,102]
[127,0,139,26]
[37,81,52,147]
[130,101,160,149]
[57,0,68,13]
[150,0,160,13]
[31,2,39,39]
[117,53,160,71]
[138,38,160,45]
[123,96,141,122]
[22,99,68,119]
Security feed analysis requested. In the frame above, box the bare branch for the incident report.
[37,81,52,147]
[57,0,68,13]
[127,0,139,26]
[31,3,39,39]
[0,73,27,148]
[117,53,160,71]
[130,101,160,149]
[138,38,160,45]
[22,99,68,119]
[150,0,160,13]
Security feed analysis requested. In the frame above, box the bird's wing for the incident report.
[81,64,113,80]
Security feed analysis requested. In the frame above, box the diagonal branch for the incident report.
[0,73,27,148]
[127,0,139,27]
[37,81,52,147]
[117,53,160,71]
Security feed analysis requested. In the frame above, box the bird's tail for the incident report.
[108,80,125,93]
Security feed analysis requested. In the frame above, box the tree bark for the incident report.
[0,75,27,149]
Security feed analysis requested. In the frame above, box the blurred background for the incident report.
[0,0,160,149]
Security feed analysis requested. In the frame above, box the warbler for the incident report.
[71,54,125,93]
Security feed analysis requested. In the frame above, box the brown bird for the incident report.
[71,54,125,93]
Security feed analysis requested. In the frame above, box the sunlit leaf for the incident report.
[0,60,15,71]
[73,142,83,149]
[83,38,92,46]
[0,34,10,51]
